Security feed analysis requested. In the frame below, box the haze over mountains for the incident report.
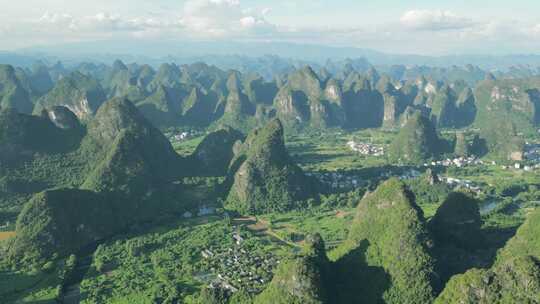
[2,54,538,162]
[5,41,540,71]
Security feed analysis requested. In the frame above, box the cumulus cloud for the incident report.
[34,12,173,33]
[3,4,540,55]
[400,10,475,31]
[36,12,77,29]
[179,0,275,36]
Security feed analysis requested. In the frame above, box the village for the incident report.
[200,233,280,295]
[439,176,482,193]
[524,142,540,165]
[422,156,483,168]
[164,129,202,144]
[346,140,384,156]
[307,171,365,191]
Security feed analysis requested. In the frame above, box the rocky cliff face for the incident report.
[42,106,81,130]
[274,85,311,128]
[474,78,540,134]
[224,72,255,117]
[430,85,458,127]
[34,71,106,120]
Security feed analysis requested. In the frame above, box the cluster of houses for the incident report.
[165,130,200,143]
[307,171,365,190]
[308,168,428,190]
[0,221,10,230]
[502,162,539,172]
[346,141,384,156]
[422,156,483,168]
[440,176,482,193]
[201,243,279,295]
[524,143,540,165]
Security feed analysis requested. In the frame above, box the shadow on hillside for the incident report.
[331,240,390,304]
[433,225,519,287]
[0,271,57,303]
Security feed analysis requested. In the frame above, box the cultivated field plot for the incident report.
[0,231,15,241]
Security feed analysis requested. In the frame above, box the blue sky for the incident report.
[1,0,540,55]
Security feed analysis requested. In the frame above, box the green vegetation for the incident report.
[8,189,120,264]
[429,192,483,250]
[226,119,318,214]
[188,126,244,176]
[388,112,445,164]
[34,71,106,120]
[332,179,438,304]
[474,78,540,137]
[255,234,330,304]
[1,60,540,304]
[435,208,540,303]
[0,65,33,114]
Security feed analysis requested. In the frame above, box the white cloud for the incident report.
[179,0,274,36]
[21,11,187,44]
[36,12,77,29]
[400,10,475,31]
[2,4,540,55]
[34,12,173,33]
[262,8,272,17]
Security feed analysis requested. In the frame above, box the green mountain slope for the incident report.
[388,112,444,163]
[0,65,33,114]
[34,72,106,120]
[435,208,540,303]
[226,119,317,214]
[332,179,438,304]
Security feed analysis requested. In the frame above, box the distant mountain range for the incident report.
[3,41,540,70]
[1,56,537,162]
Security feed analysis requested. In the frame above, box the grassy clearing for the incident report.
[259,208,355,249]
[173,136,205,156]
[286,129,394,172]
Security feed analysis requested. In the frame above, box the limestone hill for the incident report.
[0,65,33,114]
[226,119,317,214]
[8,189,122,263]
[34,71,106,120]
[333,179,438,304]
[388,112,444,163]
